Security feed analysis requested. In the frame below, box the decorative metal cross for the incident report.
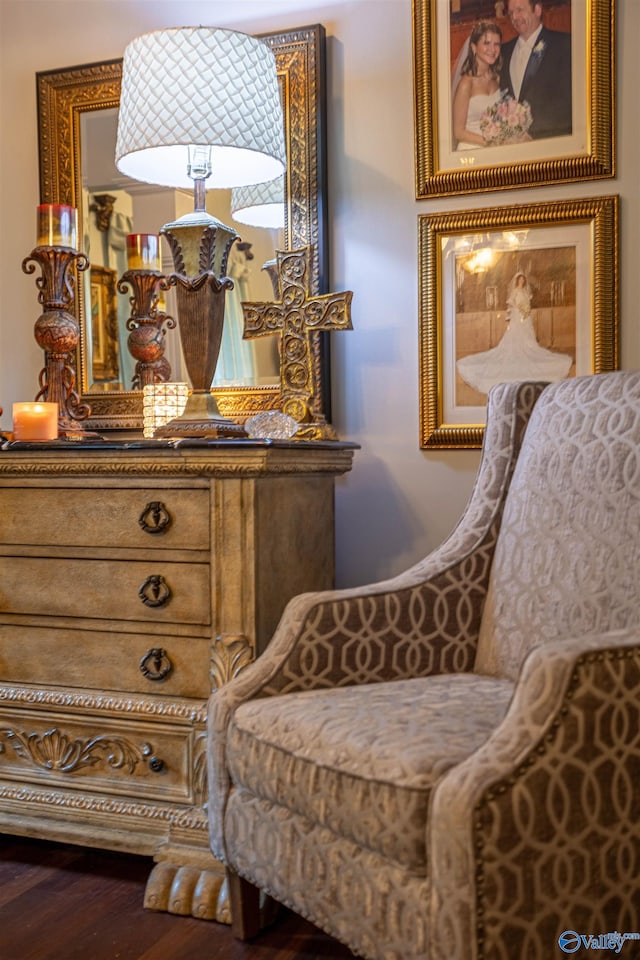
[242,246,353,439]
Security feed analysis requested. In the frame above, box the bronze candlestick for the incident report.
[117,269,175,389]
[22,244,92,435]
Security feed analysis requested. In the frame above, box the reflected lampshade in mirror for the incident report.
[231,175,286,230]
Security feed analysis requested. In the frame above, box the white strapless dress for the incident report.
[456,304,573,396]
[456,90,500,150]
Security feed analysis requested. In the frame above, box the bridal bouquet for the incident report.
[480,93,533,145]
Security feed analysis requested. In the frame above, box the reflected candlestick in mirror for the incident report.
[127,234,161,271]
[12,402,59,440]
[37,204,77,248]
[118,235,174,389]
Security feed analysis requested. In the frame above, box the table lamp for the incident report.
[115,26,286,436]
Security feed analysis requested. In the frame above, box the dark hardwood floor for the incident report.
[0,836,354,960]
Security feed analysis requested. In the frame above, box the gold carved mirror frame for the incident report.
[36,25,329,431]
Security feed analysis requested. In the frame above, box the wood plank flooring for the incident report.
[0,836,354,960]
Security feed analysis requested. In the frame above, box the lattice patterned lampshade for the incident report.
[231,174,285,229]
[115,27,286,190]
[143,382,190,437]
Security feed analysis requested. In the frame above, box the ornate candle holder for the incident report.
[21,245,92,435]
[117,269,175,389]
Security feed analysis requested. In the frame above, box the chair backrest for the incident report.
[475,371,640,681]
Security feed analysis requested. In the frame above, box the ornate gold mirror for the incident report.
[37,25,329,431]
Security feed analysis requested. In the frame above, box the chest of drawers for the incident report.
[0,439,354,919]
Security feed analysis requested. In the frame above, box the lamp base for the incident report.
[153,391,246,438]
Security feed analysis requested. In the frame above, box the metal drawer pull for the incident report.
[138,575,171,608]
[139,501,172,535]
[142,743,166,773]
[139,647,173,682]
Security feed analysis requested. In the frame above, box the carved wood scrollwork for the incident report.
[191,635,255,805]
[209,635,254,690]
[0,727,152,775]
[193,732,208,806]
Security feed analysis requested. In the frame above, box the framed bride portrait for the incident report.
[418,196,619,449]
[413,0,615,198]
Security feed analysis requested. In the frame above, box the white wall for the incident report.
[0,0,638,589]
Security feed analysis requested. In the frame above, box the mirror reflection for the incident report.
[80,107,283,394]
[37,25,328,430]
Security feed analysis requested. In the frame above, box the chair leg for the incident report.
[227,868,264,940]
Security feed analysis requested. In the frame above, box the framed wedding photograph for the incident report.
[419,196,619,449]
[414,0,615,198]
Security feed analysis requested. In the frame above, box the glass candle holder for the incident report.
[127,234,162,271]
[12,402,59,441]
[37,204,77,248]
[142,382,189,438]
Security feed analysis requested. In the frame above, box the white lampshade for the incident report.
[231,174,285,229]
[115,27,286,190]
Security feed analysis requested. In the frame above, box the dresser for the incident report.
[0,439,355,920]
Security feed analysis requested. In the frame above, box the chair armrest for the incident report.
[428,628,640,960]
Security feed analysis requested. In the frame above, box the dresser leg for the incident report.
[144,848,230,922]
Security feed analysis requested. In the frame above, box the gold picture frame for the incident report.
[419,195,619,449]
[89,265,120,385]
[414,0,615,198]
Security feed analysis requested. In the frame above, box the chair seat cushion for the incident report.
[226,673,513,875]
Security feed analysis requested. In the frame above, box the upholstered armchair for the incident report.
[207,372,640,960]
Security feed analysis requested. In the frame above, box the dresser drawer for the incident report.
[0,487,209,550]
[0,557,210,625]
[0,706,194,803]
[0,625,212,698]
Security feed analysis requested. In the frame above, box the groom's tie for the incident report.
[510,40,529,99]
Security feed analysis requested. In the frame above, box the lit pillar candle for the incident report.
[37,204,77,248]
[127,234,161,271]
[12,402,59,441]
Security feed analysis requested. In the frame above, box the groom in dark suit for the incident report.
[500,0,572,140]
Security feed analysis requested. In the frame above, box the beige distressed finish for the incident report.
[0,441,354,920]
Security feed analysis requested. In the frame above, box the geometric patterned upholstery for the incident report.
[432,629,640,960]
[208,371,640,960]
[227,674,514,874]
[476,373,640,679]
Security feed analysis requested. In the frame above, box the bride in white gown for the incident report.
[457,89,501,149]
[452,21,503,150]
[457,272,573,396]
